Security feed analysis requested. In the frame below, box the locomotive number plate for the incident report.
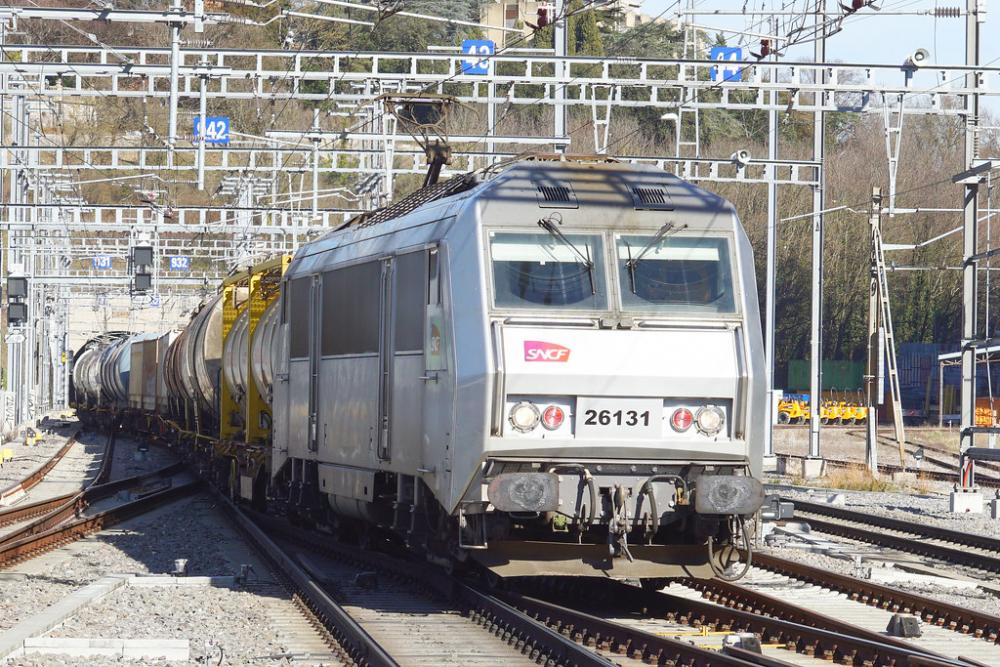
[575,397,662,439]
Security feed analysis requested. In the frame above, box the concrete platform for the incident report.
[20,638,189,660]
[0,574,129,660]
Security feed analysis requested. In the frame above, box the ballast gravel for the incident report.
[107,435,178,480]
[1,495,330,666]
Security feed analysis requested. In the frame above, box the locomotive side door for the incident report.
[307,273,321,453]
[421,246,452,483]
[379,249,430,466]
[377,258,393,460]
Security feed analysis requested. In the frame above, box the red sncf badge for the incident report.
[524,341,571,362]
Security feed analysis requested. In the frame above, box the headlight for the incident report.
[509,401,540,432]
[696,406,725,436]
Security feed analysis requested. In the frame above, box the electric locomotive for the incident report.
[72,156,766,580]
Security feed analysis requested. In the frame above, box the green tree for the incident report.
[574,8,604,56]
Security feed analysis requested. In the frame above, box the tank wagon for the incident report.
[72,157,766,580]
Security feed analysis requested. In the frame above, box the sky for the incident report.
[639,0,999,112]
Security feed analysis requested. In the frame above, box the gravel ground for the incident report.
[773,426,961,464]
[107,435,178,480]
[48,584,289,663]
[1,495,327,666]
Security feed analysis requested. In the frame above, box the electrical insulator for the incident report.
[932,7,961,18]
[759,39,771,58]
[536,7,549,29]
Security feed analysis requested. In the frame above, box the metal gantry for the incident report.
[0,2,995,478]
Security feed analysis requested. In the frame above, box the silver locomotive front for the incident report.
[448,161,765,578]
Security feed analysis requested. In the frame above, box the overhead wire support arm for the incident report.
[0,6,225,26]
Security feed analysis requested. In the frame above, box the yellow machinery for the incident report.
[777,398,809,424]
[217,255,290,502]
[779,393,865,425]
[24,427,42,447]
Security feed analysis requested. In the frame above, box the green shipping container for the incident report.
[787,359,864,391]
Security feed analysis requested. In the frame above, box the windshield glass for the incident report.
[489,231,607,310]
[617,234,737,314]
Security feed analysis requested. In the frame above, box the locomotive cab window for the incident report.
[616,235,736,314]
[489,231,607,310]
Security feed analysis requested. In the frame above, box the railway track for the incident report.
[0,430,198,568]
[675,575,999,666]
[0,430,80,504]
[219,492,789,667]
[777,453,1000,488]
[513,576,983,667]
[787,497,1000,573]
[750,552,1000,643]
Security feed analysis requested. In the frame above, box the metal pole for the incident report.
[487,79,496,158]
[197,70,207,191]
[866,187,882,475]
[939,361,945,428]
[167,0,182,169]
[553,0,567,152]
[764,89,778,460]
[808,0,826,460]
[959,0,981,488]
[311,108,320,215]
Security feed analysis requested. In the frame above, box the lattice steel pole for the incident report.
[959,0,982,490]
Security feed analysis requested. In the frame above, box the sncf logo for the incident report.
[524,341,571,362]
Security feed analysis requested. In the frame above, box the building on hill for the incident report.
[478,0,672,48]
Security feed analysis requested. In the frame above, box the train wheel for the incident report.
[777,412,791,425]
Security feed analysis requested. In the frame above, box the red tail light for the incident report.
[541,405,565,430]
[670,407,693,432]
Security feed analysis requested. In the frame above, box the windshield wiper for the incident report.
[537,217,596,295]
[625,221,687,293]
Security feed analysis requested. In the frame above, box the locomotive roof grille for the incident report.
[344,173,479,229]
[631,186,673,210]
[535,184,578,208]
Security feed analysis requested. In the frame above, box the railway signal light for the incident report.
[7,301,27,325]
[132,245,154,268]
[6,276,27,325]
[133,271,153,293]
